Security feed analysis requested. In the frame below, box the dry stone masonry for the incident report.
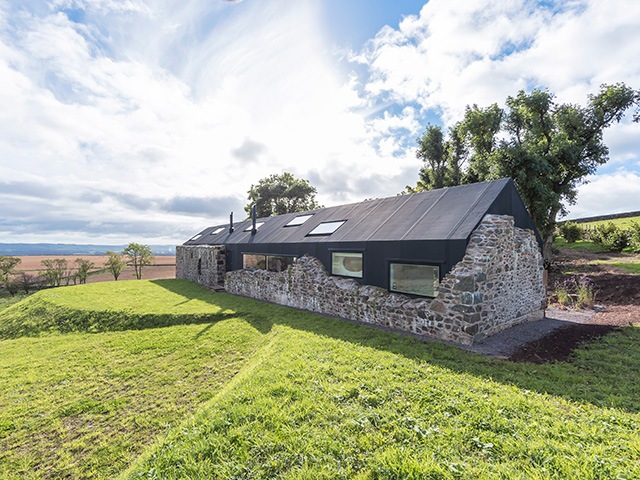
[176,245,225,287]
[178,214,545,345]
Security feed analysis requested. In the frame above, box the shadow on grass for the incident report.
[154,281,640,414]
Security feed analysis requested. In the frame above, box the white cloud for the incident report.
[568,172,640,219]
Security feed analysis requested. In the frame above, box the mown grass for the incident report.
[2,280,640,479]
[552,237,608,252]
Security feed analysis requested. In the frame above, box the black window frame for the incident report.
[388,260,441,298]
[330,250,364,279]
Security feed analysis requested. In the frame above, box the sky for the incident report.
[1,0,639,245]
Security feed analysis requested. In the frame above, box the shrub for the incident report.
[590,222,630,252]
[629,221,640,253]
[553,275,596,310]
[558,221,583,243]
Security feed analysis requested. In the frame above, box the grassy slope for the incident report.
[2,280,640,479]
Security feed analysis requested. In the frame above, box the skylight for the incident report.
[210,227,225,235]
[190,233,203,241]
[307,220,346,236]
[284,214,314,227]
[244,222,265,232]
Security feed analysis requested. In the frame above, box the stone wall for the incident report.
[176,245,226,287]
[224,215,545,345]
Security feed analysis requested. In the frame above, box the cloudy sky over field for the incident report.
[1,0,639,244]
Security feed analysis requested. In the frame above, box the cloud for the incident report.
[568,172,640,219]
[231,138,267,164]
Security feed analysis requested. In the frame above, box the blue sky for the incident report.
[0,0,639,244]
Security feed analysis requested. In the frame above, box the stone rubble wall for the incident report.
[224,215,545,345]
[176,245,226,287]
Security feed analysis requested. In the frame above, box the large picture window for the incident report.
[331,252,363,278]
[389,263,439,297]
[242,254,296,272]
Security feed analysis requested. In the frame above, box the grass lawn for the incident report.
[2,280,640,479]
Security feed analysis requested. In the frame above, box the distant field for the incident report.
[10,255,176,282]
[576,215,640,229]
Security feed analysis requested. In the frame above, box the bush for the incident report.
[553,275,596,309]
[558,221,583,243]
[629,221,640,253]
[590,222,631,252]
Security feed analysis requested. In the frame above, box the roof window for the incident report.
[210,227,225,235]
[307,220,345,236]
[284,214,314,227]
[244,222,264,232]
[190,233,203,241]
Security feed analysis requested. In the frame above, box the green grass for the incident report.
[552,237,608,252]
[2,280,640,479]
[578,215,640,229]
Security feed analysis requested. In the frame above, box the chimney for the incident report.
[251,205,257,234]
[229,212,234,233]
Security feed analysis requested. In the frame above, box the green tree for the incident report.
[123,243,154,280]
[105,251,126,281]
[0,255,21,289]
[413,83,639,266]
[41,258,68,287]
[74,258,95,284]
[407,124,465,193]
[245,172,322,218]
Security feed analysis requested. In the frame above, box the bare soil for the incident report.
[509,248,640,363]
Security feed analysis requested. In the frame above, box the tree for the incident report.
[0,255,21,289]
[408,124,466,192]
[105,251,126,281]
[123,243,154,280]
[245,172,322,218]
[41,258,68,287]
[74,258,95,284]
[411,83,639,267]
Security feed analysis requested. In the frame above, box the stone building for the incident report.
[177,178,545,345]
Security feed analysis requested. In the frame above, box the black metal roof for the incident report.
[184,178,534,246]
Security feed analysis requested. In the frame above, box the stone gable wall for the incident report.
[176,245,226,287]
[224,214,545,345]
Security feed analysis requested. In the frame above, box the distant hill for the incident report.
[0,243,176,256]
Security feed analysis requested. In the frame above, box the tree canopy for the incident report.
[409,83,639,266]
[123,243,154,280]
[245,172,322,218]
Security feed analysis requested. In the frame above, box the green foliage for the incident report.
[408,124,464,192]
[245,172,322,218]
[588,222,631,252]
[0,256,21,288]
[123,243,154,280]
[105,250,127,280]
[74,258,94,284]
[414,83,639,266]
[552,275,596,309]
[40,258,69,286]
[558,221,583,243]
[2,280,640,478]
[629,221,640,253]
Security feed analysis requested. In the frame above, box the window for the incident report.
[331,252,363,278]
[389,263,439,297]
[267,255,296,272]
[244,222,264,232]
[307,220,346,236]
[242,254,296,272]
[285,214,314,227]
[190,233,202,241]
[243,254,266,270]
[211,227,225,235]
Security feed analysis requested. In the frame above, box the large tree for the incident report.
[411,83,639,266]
[245,172,322,218]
